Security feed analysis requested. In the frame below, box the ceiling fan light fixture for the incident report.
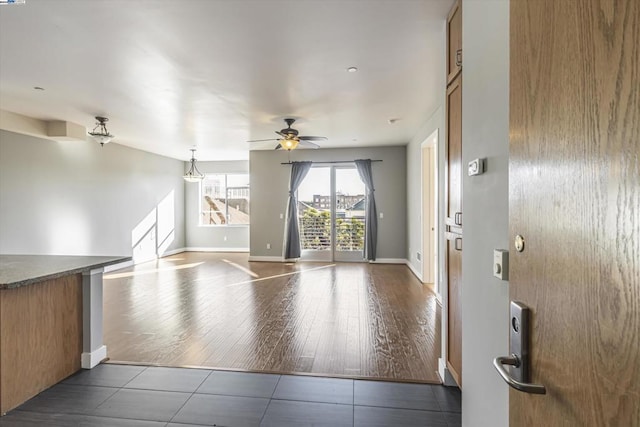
[183,148,205,182]
[282,138,299,151]
[246,118,326,151]
[88,116,114,146]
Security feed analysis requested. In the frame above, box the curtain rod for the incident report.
[280,160,383,165]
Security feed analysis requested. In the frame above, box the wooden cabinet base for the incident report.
[0,275,83,414]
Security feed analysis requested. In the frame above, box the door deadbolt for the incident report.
[514,235,525,252]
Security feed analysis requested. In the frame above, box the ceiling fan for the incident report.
[247,118,327,150]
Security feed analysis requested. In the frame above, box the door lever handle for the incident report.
[493,354,546,394]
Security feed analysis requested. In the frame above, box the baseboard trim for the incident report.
[438,358,458,387]
[81,345,107,369]
[248,256,285,262]
[184,247,250,253]
[369,258,407,264]
[162,247,187,257]
[406,260,424,282]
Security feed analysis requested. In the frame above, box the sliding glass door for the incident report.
[297,165,366,262]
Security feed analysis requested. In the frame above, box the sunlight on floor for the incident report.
[222,258,260,278]
[224,264,336,288]
[104,262,205,279]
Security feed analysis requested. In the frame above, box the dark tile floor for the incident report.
[0,364,461,427]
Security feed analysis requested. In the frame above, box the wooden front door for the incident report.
[508,0,639,425]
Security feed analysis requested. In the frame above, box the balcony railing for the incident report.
[300,214,364,251]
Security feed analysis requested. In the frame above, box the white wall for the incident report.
[461,1,510,426]
[406,16,446,282]
[406,106,445,282]
[0,130,186,258]
[184,160,249,250]
[250,147,407,260]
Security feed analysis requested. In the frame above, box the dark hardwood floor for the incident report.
[103,252,441,383]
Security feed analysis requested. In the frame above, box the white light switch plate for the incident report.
[493,249,509,280]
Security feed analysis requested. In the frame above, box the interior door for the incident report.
[508,0,639,425]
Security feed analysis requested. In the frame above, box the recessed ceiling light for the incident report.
[33,86,45,91]
[347,67,358,73]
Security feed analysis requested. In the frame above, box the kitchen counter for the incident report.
[0,255,129,289]
[0,254,130,415]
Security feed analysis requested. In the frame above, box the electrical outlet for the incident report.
[379,212,384,219]
[279,213,284,219]
[267,243,271,249]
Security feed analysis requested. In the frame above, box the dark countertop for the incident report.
[0,255,131,289]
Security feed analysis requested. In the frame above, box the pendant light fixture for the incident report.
[88,116,114,146]
[183,148,205,182]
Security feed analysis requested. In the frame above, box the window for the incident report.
[200,174,250,225]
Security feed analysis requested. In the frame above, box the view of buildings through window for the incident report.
[297,167,366,251]
[198,169,364,252]
[200,174,250,225]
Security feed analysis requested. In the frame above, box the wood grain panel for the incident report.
[447,0,462,84]
[445,233,462,387]
[446,74,463,228]
[510,0,639,425]
[445,69,463,389]
[0,274,83,414]
[103,253,441,383]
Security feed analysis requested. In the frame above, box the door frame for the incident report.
[421,129,439,295]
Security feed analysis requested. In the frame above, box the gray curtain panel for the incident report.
[284,161,313,259]
[355,159,377,261]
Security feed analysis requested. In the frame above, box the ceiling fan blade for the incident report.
[275,131,287,138]
[298,140,320,149]
[299,136,328,141]
[275,143,282,150]
[247,138,280,143]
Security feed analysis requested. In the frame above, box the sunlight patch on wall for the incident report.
[131,190,176,263]
[157,191,175,256]
[132,207,157,264]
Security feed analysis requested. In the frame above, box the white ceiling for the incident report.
[0,0,451,161]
